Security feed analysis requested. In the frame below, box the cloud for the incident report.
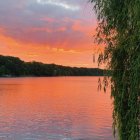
[0,0,98,67]
[0,0,95,49]
[37,0,80,11]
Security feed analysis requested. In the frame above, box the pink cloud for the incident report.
[40,17,55,23]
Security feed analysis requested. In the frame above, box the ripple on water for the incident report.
[0,77,114,140]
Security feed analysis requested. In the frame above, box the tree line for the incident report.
[0,55,106,77]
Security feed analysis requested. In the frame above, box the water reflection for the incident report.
[0,77,114,140]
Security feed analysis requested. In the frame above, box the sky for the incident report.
[0,0,102,68]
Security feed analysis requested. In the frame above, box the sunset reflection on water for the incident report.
[0,77,114,140]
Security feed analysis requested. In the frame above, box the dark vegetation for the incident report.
[90,0,140,139]
[0,55,105,77]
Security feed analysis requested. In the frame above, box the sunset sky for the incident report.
[0,0,101,68]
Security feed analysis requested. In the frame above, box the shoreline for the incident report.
[0,75,105,78]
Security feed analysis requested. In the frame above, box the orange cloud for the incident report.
[29,27,52,33]
[0,0,103,68]
[0,29,99,67]
[0,24,104,68]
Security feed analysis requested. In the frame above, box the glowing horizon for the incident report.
[0,0,102,68]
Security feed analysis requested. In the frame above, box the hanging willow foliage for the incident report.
[90,0,140,139]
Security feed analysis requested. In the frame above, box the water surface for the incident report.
[0,77,114,140]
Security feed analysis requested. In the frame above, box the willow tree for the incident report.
[90,0,140,139]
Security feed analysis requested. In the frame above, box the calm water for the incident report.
[0,77,114,140]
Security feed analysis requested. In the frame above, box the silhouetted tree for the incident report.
[0,55,105,77]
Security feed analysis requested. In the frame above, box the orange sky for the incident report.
[0,0,103,68]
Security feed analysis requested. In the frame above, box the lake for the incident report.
[0,77,114,140]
